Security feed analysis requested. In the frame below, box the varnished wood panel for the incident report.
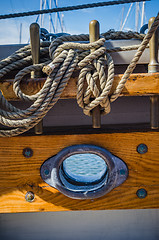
[1,73,159,100]
[0,131,159,213]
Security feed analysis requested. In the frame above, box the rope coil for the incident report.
[0,12,159,137]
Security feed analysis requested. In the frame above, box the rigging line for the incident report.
[135,2,140,31]
[36,15,40,23]
[53,0,63,32]
[141,1,145,28]
[36,0,56,33]
[36,0,47,28]
[46,0,56,33]
[0,0,150,20]
[36,0,45,25]
[121,3,133,31]
[49,0,52,32]
[50,16,56,33]
[40,0,43,26]
[42,0,47,27]
[120,6,125,30]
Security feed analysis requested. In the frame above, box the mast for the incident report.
[55,0,58,32]
[121,1,146,32]
[40,0,43,26]
[49,0,52,32]
[141,1,145,28]
[135,2,139,31]
[121,3,133,31]
[19,23,22,44]
[42,0,47,27]
[120,6,125,30]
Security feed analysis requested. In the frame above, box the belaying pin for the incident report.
[148,17,159,129]
[89,20,101,128]
[30,23,43,134]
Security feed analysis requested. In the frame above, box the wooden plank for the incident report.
[1,72,159,101]
[0,131,159,213]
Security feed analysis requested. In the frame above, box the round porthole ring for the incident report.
[44,145,119,199]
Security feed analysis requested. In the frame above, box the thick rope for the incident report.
[0,0,150,20]
[0,13,159,137]
[110,13,159,102]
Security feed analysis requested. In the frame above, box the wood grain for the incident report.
[0,131,159,213]
[1,72,159,100]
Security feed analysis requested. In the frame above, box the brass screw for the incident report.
[25,191,35,202]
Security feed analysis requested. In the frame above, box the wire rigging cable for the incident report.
[0,0,150,20]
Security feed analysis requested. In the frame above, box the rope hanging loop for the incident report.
[44,34,115,116]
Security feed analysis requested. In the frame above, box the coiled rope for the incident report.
[0,12,159,137]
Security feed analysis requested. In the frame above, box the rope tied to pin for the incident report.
[0,12,159,137]
[43,35,114,116]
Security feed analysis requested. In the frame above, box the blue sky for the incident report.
[0,0,158,44]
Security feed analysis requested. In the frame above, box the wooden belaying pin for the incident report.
[148,17,159,129]
[30,23,43,134]
[89,20,101,128]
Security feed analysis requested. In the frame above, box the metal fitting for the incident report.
[23,148,33,158]
[137,144,148,154]
[136,188,147,199]
[25,191,35,202]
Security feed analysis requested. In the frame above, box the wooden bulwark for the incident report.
[1,72,159,100]
[0,131,159,213]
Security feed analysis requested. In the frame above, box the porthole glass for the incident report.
[62,153,108,185]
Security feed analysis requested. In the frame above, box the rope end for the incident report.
[42,62,55,75]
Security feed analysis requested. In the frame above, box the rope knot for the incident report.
[47,35,115,116]
[77,48,115,116]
